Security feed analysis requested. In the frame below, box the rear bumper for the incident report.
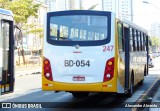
[42,76,117,92]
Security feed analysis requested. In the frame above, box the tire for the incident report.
[144,66,147,76]
[127,76,134,97]
[71,92,89,98]
[139,67,145,86]
[139,79,144,86]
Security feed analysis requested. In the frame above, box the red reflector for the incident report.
[45,66,50,71]
[106,67,112,72]
[44,84,48,86]
[102,85,108,87]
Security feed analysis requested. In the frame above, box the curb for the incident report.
[15,66,42,71]
[132,78,160,111]
[15,72,41,77]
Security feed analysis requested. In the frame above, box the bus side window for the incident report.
[134,30,137,51]
[143,34,146,51]
[136,30,140,51]
[138,31,141,51]
[139,32,143,51]
[130,28,133,52]
[132,29,136,51]
[117,22,124,52]
[140,32,144,51]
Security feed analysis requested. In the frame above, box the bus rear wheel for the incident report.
[71,92,89,98]
[127,76,134,97]
[138,79,144,86]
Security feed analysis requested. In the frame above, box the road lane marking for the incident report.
[44,92,54,96]
[0,89,41,102]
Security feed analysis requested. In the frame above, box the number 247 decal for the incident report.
[103,45,114,52]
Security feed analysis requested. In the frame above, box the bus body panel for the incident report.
[116,19,148,93]
[130,52,147,85]
[42,10,149,95]
[44,44,114,84]
[42,11,118,92]
[42,75,117,92]
[117,52,125,93]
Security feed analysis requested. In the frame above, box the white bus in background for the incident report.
[0,8,14,95]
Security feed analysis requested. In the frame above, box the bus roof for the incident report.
[0,8,13,16]
[118,18,148,34]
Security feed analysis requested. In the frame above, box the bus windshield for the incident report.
[49,15,108,41]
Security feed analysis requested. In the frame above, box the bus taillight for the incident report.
[103,57,114,82]
[43,57,53,81]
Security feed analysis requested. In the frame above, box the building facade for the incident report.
[27,0,47,53]
[151,23,160,38]
[27,0,135,53]
[102,0,133,21]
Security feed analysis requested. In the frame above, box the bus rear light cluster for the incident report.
[103,57,114,82]
[43,57,53,81]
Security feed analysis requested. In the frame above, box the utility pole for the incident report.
[131,0,133,21]
[80,0,82,10]
[102,0,104,10]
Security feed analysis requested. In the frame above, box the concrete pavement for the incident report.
[150,86,160,111]
[15,65,42,77]
[149,57,160,111]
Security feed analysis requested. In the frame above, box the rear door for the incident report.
[123,24,130,91]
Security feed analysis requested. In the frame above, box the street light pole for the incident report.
[131,0,133,21]
[102,0,104,10]
[143,1,160,10]
[143,1,160,52]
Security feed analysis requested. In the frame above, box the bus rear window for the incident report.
[49,15,108,41]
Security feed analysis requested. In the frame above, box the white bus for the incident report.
[42,10,149,97]
[0,8,15,95]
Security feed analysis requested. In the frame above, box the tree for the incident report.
[151,37,160,46]
[8,0,40,26]
[150,37,160,52]
[0,0,10,8]
[24,23,43,38]
[0,0,41,65]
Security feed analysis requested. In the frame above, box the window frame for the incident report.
[46,10,111,46]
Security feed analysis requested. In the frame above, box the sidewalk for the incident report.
[149,80,160,111]
[15,65,42,77]
[149,57,160,111]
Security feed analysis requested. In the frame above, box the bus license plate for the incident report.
[65,60,90,67]
[73,76,85,81]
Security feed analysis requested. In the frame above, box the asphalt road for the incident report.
[0,74,159,110]
[0,58,160,111]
